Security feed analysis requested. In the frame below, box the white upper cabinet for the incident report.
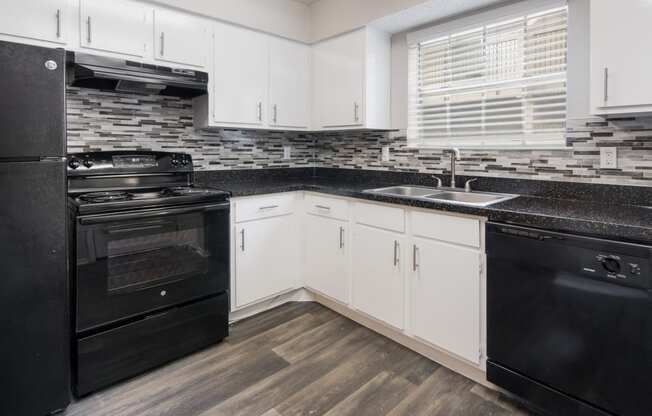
[213,22,269,127]
[79,0,151,58]
[591,0,652,115]
[269,37,311,129]
[312,27,391,130]
[153,9,208,68]
[0,0,68,45]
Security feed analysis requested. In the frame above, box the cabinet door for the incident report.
[269,38,310,129]
[591,0,652,110]
[80,0,150,58]
[0,0,67,44]
[351,225,404,329]
[213,22,268,127]
[411,237,481,364]
[304,215,348,303]
[154,9,208,68]
[235,216,299,307]
[313,29,365,128]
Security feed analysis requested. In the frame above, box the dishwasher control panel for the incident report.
[581,252,649,289]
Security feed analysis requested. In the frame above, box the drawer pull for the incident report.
[315,205,331,210]
[258,205,279,210]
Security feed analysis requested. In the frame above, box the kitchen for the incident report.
[1,0,651,415]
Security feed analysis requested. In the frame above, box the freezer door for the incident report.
[0,161,69,415]
[0,41,65,158]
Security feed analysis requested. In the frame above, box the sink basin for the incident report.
[363,186,441,198]
[424,191,516,206]
[363,185,517,207]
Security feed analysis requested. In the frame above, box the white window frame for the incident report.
[406,0,569,150]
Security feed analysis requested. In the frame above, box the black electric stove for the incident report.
[67,151,230,396]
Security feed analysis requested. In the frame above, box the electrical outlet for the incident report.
[600,147,618,169]
[381,146,390,162]
[283,146,291,160]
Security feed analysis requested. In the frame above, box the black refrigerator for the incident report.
[0,41,69,415]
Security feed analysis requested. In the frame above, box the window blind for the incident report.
[407,6,568,148]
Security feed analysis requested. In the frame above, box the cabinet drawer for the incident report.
[412,211,480,248]
[353,201,405,233]
[305,194,349,220]
[235,193,295,222]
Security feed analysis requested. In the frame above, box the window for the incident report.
[407,5,568,148]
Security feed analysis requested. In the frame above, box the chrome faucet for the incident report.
[444,148,461,188]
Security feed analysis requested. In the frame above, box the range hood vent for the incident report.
[66,52,208,98]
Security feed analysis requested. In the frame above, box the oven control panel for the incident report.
[67,151,193,174]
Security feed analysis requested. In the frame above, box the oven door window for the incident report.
[76,206,229,333]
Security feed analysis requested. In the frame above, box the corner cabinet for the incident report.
[79,0,151,58]
[312,27,391,130]
[0,0,69,45]
[591,0,652,115]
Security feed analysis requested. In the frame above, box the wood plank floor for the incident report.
[64,302,531,416]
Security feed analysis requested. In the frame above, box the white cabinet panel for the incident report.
[154,9,208,68]
[591,0,652,113]
[0,0,68,44]
[80,0,150,58]
[313,29,365,128]
[269,38,310,129]
[304,215,348,304]
[235,215,299,307]
[351,224,405,330]
[411,237,481,364]
[213,22,268,127]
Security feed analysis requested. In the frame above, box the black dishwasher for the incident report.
[486,223,652,416]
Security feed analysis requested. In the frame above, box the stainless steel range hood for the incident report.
[66,52,208,98]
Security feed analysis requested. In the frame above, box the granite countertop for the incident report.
[196,171,652,245]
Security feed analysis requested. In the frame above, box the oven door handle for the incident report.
[79,202,230,225]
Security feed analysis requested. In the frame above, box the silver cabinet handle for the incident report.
[604,67,609,103]
[240,229,245,251]
[86,16,92,44]
[56,9,61,38]
[257,102,262,121]
[160,32,165,56]
[273,104,278,124]
[258,205,279,210]
[393,240,399,266]
[354,102,359,122]
[339,226,344,249]
[315,205,331,211]
[413,244,419,271]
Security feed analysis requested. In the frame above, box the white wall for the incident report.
[309,0,426,42]
[148,0,311,42]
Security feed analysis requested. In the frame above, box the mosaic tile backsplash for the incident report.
[66,87,315,170]
[66,87,652,186]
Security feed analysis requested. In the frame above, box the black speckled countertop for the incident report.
[195,168,652,245]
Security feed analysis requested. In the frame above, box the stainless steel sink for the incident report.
[363,186,442,198]
[424,191,516,206]
[363,185,517,207]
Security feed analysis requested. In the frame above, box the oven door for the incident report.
[75,202,230,333]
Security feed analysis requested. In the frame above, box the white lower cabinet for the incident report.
[411,236,482,364]
[304,214,348,304]
[234,214,299,308]
[233,192,485,369]
[351,224,405,330]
